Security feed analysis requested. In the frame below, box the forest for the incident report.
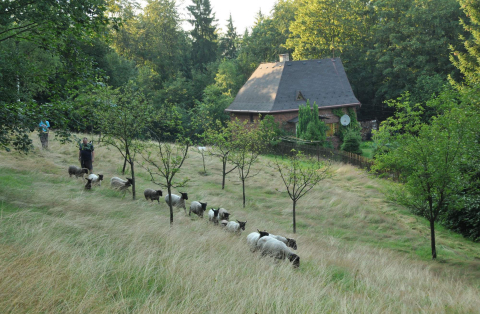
[1,0,480,250]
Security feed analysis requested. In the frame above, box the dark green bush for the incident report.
[341,128,362,154]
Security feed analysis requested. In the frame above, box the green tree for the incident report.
[372,91,477,259]
[203,120,237,189]
[271,149,331,233]
[450,0,480,87]
[297,101,327,143]
[142,138,190,225]
[369,0,465,119]
[220,14,238,59]
[286,0,366,59]
[187,0,218,68]
[94,82,153,200]
[228,118,271,207]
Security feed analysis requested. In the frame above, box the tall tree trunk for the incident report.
[130,161,135,200]
[242,178,246,208]
[430,219,436,259]
[293,200,297,234]
[168,185,173,225]
[222,159,226,190]
[122,147,129,174]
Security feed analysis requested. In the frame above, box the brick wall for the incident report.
[229,106,358,149]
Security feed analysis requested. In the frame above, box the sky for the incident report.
[178,0,278,33]
[140,0,278,34]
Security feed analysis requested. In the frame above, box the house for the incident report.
[225,55,361,147]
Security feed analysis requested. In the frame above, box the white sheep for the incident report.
[86,173,104,186]
[68,165,89,179]
[218,208,230,221]
[258,236,300,268]
[246,230,270,252]
[144,189,163,203]
[208,208,220,224]
[219,220,229,227]
[269,234,297,250]
[189,201,207,218]
[164,192,188,213]
[110,177,133,191]
[226,220,247,234]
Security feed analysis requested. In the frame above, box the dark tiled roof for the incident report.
[226,57,360,113]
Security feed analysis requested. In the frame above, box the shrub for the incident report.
[341,129,362,154]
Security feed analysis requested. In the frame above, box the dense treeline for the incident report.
[1,0,480,249]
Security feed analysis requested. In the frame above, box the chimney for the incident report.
[279,53,289,62]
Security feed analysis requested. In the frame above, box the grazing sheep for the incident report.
[110,177,133,191]
[219,220,229,227]
[164,192,188,213]
[208,208,220,224]
[218,208,230,221]
[258,236,300,268]
[68,165,89,179]
[226,220,247,234]
[86,173,104,186]
[246,230,270,252]
[84,178,93,190]
[269,234,297,250]
[144,189,163,203]
[189,201,207,218]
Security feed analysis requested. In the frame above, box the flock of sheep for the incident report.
[68,165,300,268]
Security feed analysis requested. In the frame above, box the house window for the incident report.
[249,113,254,122]
[295,91,306,101]
[326,123,339,137]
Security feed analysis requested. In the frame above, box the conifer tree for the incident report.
[220,14,238,59]
[451,0,480,87]
[187,0,218,69]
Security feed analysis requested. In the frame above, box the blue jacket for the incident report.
[39,121,50,132]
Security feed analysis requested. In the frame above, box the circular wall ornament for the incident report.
[340,114,351,126]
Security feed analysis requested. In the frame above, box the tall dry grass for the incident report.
[0,132,479,313]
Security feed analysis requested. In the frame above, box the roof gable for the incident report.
[226,57,360,113]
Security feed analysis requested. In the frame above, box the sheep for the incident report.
[84,178,93,190]
[269,234,298,250]
[144,189,163,203]
[246,230,270,252]
[68,165,89,179]
[110,177,133,191]
[189,201,207,218]
[208,208,220,224]
[258,236,300,268]
[218,208,230,221]
[219,220,229,227]
[164,192,188,214]
[226,220,247,234]
[86,173,104,186]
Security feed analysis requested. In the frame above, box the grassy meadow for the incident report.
[1,132,480,313]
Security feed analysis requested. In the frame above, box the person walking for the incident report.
[39,120,50,149]
[79,137,95,173]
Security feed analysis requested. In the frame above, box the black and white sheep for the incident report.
[257,236,300,268]
[218,208,230,221]
[189,201,207,217]
[219,220,229,227]
[269,234,297,250]
[226,220,247,234]
[86,173,104,186]
[164,192,188,213]
[110,177,133,191]
[68,165,89,179]
[144,189,163,203]
[208,208,220,224]
[84,178,93,190]
[246,230,270,252]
